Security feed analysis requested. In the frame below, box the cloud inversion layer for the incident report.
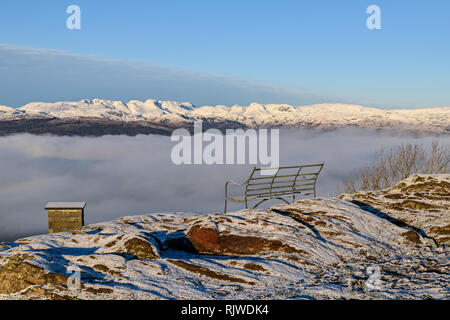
[0,129,448,241]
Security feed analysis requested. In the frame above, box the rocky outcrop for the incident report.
[0,254,69,295]
[123,237,159,260]
[187,220,302,256]
[0,177,448,299]
[0,223,162,298]
[339,174,450,245]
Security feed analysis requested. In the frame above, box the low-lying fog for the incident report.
[0,129,448,241]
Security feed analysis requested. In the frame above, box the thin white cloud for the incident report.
[0,44,330,108]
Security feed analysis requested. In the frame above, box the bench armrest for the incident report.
[225,180,246,186]
[225,180,247,198]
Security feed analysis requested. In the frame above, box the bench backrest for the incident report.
[244,163,323,199]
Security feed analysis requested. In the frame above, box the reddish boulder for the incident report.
[186,222,220,253]
[186,221,301,256]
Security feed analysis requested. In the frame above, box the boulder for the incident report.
[340,174,450,245]
[187,216,310,256]
[95,233,161,260]
[0,254,69,294]
[124,237,159,260]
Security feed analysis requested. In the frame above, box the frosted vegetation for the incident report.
[342,141,449,193]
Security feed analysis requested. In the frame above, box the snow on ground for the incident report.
[340,174,450,246]
[0,175,448,300]
[1,98,448,134]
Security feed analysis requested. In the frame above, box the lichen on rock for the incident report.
[0,254,69,295]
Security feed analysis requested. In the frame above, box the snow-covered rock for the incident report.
[0,175,448,300]
[339,174,450,245]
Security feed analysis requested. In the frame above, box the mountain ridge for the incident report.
[0,98,449,135]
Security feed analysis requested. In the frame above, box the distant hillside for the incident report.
[0,99,449,136]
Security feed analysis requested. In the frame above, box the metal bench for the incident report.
[224,163,324,213]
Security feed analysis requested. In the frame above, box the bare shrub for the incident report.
[342,141,449,193]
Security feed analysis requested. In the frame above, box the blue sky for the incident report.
[1,0,449,108]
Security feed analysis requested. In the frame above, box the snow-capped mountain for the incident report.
[0,98,449,135]
[2,99,196,122]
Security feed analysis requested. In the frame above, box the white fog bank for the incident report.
[0,129,448,241]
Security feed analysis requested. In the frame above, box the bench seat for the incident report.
[224,163,323,213]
